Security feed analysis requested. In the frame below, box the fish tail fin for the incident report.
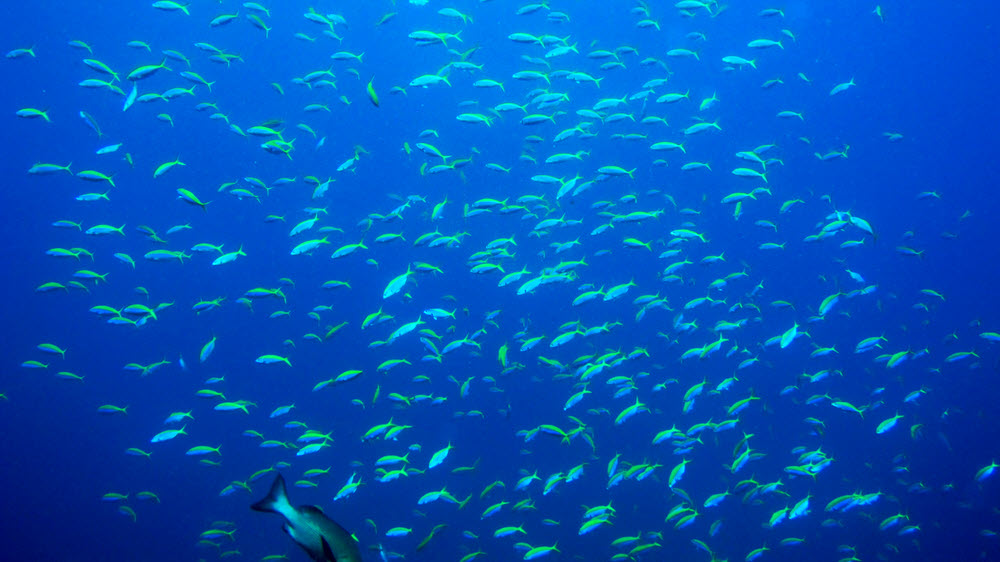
[251,474,290,513]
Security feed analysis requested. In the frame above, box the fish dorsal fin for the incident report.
[300,504,326,515]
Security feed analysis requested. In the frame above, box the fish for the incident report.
[4,0,993,558]
[122,83,138,112]
[251,474,362,562]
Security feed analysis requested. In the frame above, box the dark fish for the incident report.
[252,474,363,562]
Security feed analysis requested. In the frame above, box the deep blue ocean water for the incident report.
[2,1,999,561]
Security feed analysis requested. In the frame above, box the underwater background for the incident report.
[2,0,999,561]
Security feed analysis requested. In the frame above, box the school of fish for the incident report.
[5,1,997,561]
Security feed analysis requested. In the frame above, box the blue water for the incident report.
[2,1,999,561]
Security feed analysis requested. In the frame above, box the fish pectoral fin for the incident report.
[321,536,337,562]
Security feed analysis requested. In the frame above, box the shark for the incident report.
[251,473,363,562]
